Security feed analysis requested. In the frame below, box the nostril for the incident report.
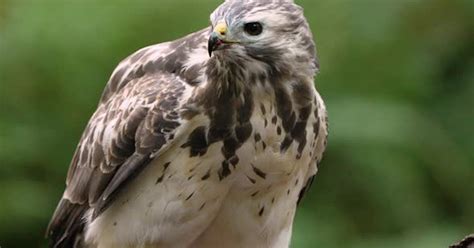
[214,22,227,37]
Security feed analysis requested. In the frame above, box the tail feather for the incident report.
[46,198,88,248]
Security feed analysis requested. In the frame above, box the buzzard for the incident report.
[47,0,328,247]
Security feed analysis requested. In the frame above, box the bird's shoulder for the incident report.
[100,27,211,104]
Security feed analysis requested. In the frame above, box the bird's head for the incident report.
[208,0,318,77]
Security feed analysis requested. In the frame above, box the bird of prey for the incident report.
[47,0,328,247]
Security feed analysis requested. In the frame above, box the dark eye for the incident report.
[244,22,263,36]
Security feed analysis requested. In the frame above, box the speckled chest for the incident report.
[86,89,325,248]
[234,95,322,187]
[180,86,323,186]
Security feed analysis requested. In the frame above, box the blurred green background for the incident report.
[0,0,473,247]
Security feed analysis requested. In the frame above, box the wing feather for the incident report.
[47,71,187,248]
[47,28,208,248]
[64,72,185,208]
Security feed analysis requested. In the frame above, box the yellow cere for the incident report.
[214,22,228,36]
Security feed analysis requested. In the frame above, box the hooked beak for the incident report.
[208,22,235,57]
[208,32,223,57]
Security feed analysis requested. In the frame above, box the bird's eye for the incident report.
[244,22,263,36]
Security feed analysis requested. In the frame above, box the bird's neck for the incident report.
[204,54,250,99]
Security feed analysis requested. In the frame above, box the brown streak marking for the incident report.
[259,206,265,216]
[252,164,267,179]
[185,192,194,201]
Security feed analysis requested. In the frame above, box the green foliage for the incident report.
[0,0,472,247]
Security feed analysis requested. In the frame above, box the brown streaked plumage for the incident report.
[47,0,328,247]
